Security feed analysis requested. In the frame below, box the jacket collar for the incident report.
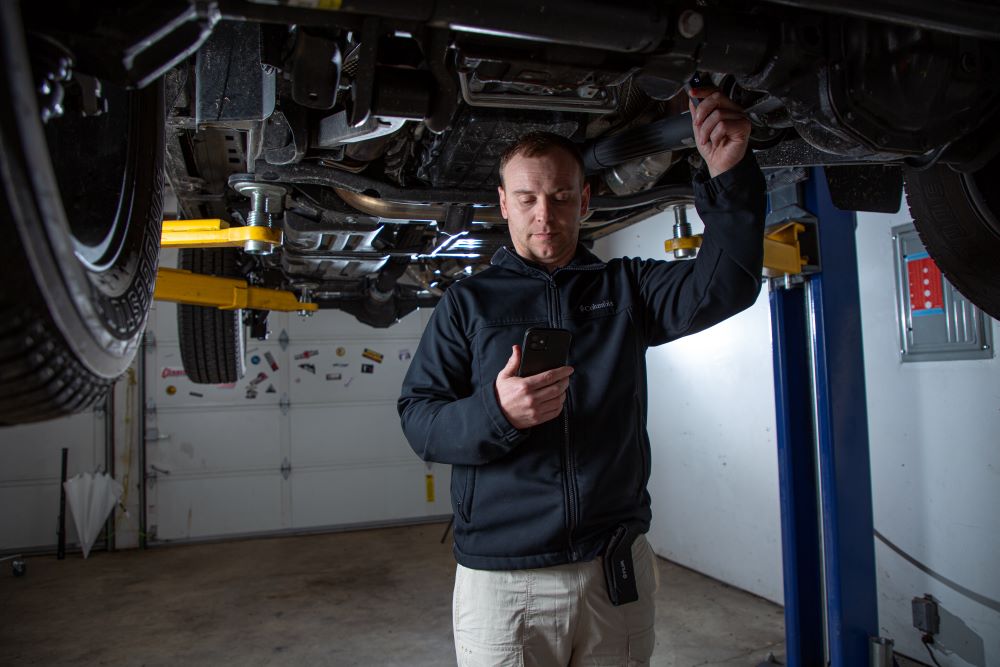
[490,244,606,278]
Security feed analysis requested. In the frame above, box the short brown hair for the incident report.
[497,131,586,188]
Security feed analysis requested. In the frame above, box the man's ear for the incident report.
[579,181,591,218]
[498,186,508,220]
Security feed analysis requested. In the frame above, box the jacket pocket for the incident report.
[626,308,649,500]
[452,465,477,522]
[634,395,648,500]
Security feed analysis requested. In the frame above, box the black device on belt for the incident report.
[602,522,641,606]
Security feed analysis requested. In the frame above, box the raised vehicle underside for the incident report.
[150,0,1000,326]
[3,0,998,421]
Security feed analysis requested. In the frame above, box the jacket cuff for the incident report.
[693,151,762,200]
[479,384,529,444]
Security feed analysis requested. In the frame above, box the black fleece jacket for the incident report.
[398,153,766,570]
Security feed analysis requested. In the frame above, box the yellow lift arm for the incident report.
[154,268,317,312]
[664,220,811,277]
[159,218,282,249]
[154,220,317,312]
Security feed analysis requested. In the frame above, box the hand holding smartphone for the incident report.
[517,327,572,377]
[496,327,573,429]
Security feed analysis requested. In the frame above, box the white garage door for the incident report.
[0,409,107,553]
[143,294,450,543]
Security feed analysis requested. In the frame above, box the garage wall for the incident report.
[856,207,1000,667]
[592,208,784,605]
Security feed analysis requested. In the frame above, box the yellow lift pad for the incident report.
[663,236,703,253]
[762,221,808,276]
[160,219,282,249]
[664,220,809,276]
[154,268,318,312]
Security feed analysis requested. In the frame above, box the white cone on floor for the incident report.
[63,472,123,558]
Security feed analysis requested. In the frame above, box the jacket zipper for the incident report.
[563,404,578,561]
[549,279,579,561]
[632,325,648,500]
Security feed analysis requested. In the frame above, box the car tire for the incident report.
[0,3,163,425]
[904,157,1000,320]
[177,248,246,384]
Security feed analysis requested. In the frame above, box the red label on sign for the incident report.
[906,255,944,315]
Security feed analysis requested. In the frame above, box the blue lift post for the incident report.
[770,272,825,665]
[770,167,880,666]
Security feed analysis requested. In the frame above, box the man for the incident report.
[398,90,765,666]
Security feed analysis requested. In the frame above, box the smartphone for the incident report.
[517,327,572,377]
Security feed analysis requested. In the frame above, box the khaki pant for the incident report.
[453,535,659,667]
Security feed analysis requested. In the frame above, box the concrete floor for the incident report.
[0,523,787,666]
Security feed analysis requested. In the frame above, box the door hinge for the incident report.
[145,465,171,485]
[280,458,291,480]
[279,393,290,415]
[144,399,162,442]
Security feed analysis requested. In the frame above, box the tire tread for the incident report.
[0,305,111,425]
[177,248,244,384]
[904,165,1000,320]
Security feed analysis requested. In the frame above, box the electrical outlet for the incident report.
[912,595,940,635]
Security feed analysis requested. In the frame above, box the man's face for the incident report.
[498,149,590,270]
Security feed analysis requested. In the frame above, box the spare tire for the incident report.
[904,156,1000,320]
[0,3,163,425]
[177,248,247,384]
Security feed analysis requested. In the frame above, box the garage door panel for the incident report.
[291,463,451,529]
[0,411,103,551]
[290,404,413,467]
[286,342,414,404]
[143,265,431,541]
[149,407,283,473]
[0,484,82,551]
[152,343,287,410]
[152,474,283,540]
[286,308,424,340]
[0,412,101,479]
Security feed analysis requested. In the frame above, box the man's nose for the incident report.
[535,196,554,222]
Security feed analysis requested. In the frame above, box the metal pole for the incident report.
[57,447,67,560]
[769,282,825,666]
[138,333,148,550]
[769,169,879,665]
[802,168,879,667]
[104,391,115,552]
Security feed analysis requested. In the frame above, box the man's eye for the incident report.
[519,198,535,206]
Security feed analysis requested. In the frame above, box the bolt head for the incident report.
[677,10,705,39]
[244,240,275,255]
[232,182,287,198]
